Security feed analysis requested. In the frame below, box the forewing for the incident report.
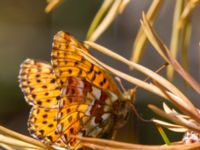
[51,31,120,94]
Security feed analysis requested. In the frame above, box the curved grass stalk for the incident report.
[140,13,200,94]
[0,144,15,150]
[88,0,130,42]
[181,17,191,72]
[156,126,171,145]
[84,41,197,116]
[178,0,200,29]
[0,126,53,150]
[148,104,200,132]
[152,119,187,132]
[76,45,200,125]
[167,0,185,80]
[86,0,114,39]
[45,0,64,13]
[79,136,200,150]
[0,134,43,150]
[130,0,164,64]
[117,0,130,13]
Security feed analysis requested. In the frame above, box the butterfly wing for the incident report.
[55,77,118,149]
[19,31,123,149]
[19,59,61,107]
[19,59,118,149]
[51,31,120,95]
[19,59,65,145]
[51,31,123,148]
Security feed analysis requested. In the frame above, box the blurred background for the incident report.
[0,0,199,145]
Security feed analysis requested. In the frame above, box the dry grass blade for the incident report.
[0,126,53,150]
[180,17,191,72]
[0,134,43,149]
[118,0,130,13]
[79,136,200,150]
[167,0,185,80]
[163,103,190,119]
[133,63,168,91]
[76,46,170,100]
[178,0,200,29]
[84,41,198,119]
[130,0,163,64]
[152,79,200,124]
[88,0,130,42]
[76,45,200,125]
[152,119,187,132]
[86,0,114,39]
[141,13,200,94]
[148,105,200,132]
[45,0,64,13]
[0,144,15,150]
[87,0,120,42]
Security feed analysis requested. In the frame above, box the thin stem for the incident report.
[0,126,53,150]
[86,0,114,39]
[88,0,121,42]
[156,126,171,145]
[130,0,164,63]
[167,0,185,80]
[84,41,195,111]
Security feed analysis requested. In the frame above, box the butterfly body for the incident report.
[19,31,131,149]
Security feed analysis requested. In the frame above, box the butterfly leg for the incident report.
[110,128,118,140]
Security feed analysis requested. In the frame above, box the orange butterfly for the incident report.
[19,31,132,149]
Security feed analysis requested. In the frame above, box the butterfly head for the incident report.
[109,88,135,132]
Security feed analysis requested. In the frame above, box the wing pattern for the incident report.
[19,31,124,149]
[51,31,120,94]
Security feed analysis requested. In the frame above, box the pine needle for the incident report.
[156,126,171,145]
[130,0,164,64]
[86,0,114,39]
[45,0,64,13]
[167,0,185,80]
[87,0,130,42]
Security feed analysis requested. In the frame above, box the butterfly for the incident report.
[19,31,132,149]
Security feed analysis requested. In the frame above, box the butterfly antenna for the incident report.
[133,63,168,91]
[129,102,153,123]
